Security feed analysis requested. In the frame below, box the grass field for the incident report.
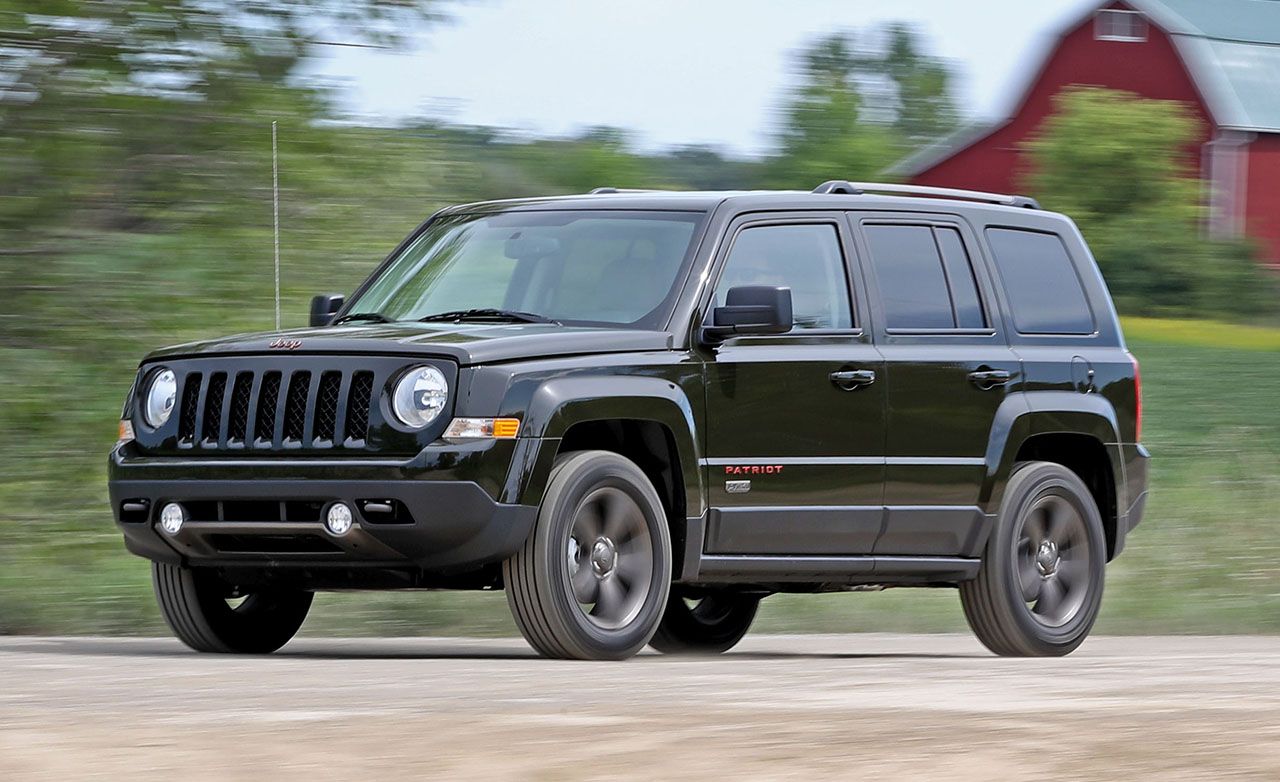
[2,317,1278,637]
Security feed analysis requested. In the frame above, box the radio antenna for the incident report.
[271,120,281,330]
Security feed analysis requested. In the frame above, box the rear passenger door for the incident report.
[851,213,1019,558]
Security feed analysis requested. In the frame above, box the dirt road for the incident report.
[2,634,1278,780]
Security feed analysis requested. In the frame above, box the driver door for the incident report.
[699,214,886,557]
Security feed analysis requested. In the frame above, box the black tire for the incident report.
[504,450,673,660]
[649,588,760,655]
[152,562,313,654]
[960,461,1106,657]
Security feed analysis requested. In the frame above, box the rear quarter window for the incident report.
[985,228,1095,335]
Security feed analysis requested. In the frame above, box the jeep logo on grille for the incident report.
[268,338,303,350]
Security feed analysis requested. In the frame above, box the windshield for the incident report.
[348,210,705,329]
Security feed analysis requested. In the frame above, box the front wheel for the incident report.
[152,563,313,654]
[504,450,672,660]
[649,588,760,655]
[960,461,1106,657]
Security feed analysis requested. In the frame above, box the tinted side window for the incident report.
[714,224,852,330]
[935,228,986,329]
[985,228,1094,334]
[863,224,987,330]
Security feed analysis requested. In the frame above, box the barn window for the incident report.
[1095,9,1148,42]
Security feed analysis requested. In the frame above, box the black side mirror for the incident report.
[701,286,793,344]
[310,294,345,327]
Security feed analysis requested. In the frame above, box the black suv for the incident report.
[109,182,1148,660]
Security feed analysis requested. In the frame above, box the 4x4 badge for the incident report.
[725,480,751,494]
[268,338,302,350]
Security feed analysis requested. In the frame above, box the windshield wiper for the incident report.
[332,312,393,325]
[417,308,560,325]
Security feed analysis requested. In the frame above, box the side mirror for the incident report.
[310,293,345,327]
[701,286,793,344]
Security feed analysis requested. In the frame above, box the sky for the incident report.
[311,0,1101,157]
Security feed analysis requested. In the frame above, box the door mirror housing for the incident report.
[310,294,345,327]
[701,286,793,344]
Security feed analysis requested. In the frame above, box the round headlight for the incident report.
[392,366,448,429]
[143,369,177,429]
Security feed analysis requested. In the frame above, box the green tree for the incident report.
[0,1,446,234]
[520,127,656,194]
[1024,87,1273,318]
[654,145,757,191]
[763,25,959,188]
[875,23,960,146]
[763,34,896,188]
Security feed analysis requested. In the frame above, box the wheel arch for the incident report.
[983,391,1127,560]
[501,375,705,554]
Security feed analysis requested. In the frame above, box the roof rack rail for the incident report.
[589,187,661,194]
[811,180,1040,209]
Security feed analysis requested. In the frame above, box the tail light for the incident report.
[1128,351,1142,442]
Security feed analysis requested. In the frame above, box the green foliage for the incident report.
[505,127,665,194]
[765,34,895,187]
[1024,87,1276,319]
[869,23,960,146]
[0,1,444,233]
[763,24,958,188]
[1122,315,1280,351]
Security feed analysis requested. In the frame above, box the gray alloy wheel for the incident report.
[960,461,1106,657]
[504,450,672,660]
[152,562,313,654]
[649,588,760,655]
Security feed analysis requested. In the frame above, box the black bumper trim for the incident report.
[1126,490,1148,533]
[109,477,536,571]
[692,555,980,584]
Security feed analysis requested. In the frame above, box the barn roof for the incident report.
[1135,0,1280,45]
[1137,0,1280,131]
[892,0,1280,177]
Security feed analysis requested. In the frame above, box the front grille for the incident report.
[201,372,227,445]
[345,372,373,443]
[174,365,380,452]
[282,371,311,443]
[313,371,342,443]
[255,371,281,443]
[227,372,252,443]
[177,373,201,444]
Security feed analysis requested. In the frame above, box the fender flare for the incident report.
[499,375,704,518]
[982,391,1127,519]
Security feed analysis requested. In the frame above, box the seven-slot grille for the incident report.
[175,367,375,450]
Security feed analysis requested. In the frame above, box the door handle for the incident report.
[968,369,1012,389]
[830,369,876,390]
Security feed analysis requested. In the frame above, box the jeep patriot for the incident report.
[109,182,1149,660]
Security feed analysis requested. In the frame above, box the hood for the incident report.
[143,322,675,366]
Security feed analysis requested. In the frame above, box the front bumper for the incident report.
[108,442,538,573]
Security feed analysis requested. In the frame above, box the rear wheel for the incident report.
[504,450,672,660]
[649,588,760,655]
[152,563,313,654]
[960,461,1106,657]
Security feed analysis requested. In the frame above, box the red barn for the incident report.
[895,0,1280,266]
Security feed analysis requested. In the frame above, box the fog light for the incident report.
[159,503,185,535]
[325,502,354,536]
